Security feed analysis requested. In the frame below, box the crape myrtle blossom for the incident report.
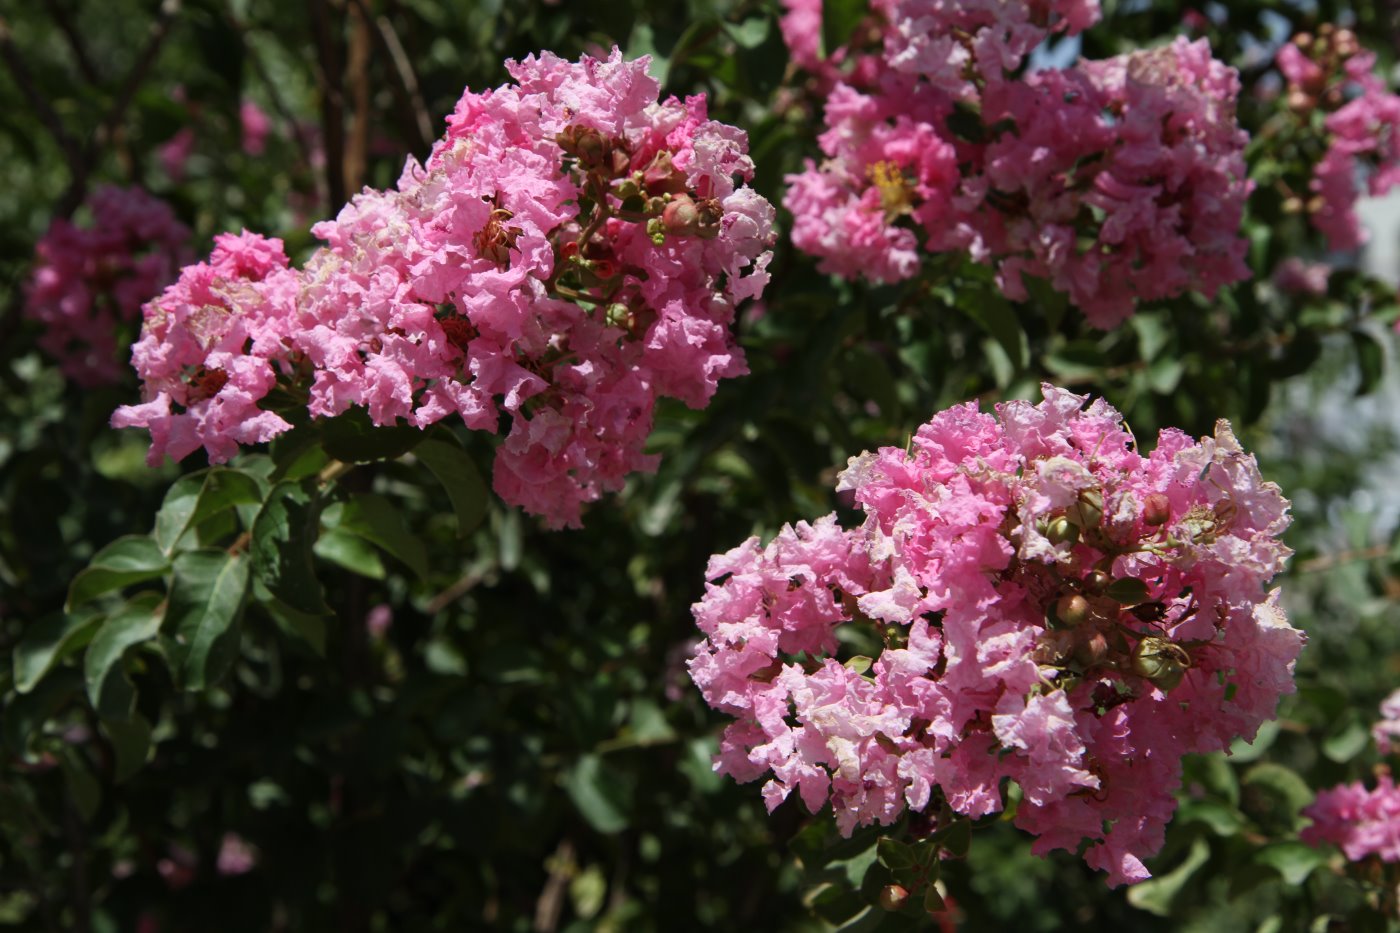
[113,50,775,528]
[1302,691,1400,863]
[24,186,191,387]
[690,385,1301,887]
[779,0,898,93]
[1277,27,1400,252]
[785,0,1254,328]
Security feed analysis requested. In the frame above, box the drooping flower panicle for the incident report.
[114,50,776,528]
[690,385,1301,886]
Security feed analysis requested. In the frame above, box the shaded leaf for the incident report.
[154,468,263,556]
[84,592,164,721]
[167,550,251,691]
[252,482,329,615]
[14,607,103,693]
[323,494,429,580]
[66,536,168,611]
[415,438,489,536]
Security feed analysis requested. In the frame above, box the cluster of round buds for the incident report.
[690,385,1301,887]
[24,186,190,387]
[1280,26,1366,114]
[114,50,775,528]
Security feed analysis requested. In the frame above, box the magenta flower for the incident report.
[24,186,190,387]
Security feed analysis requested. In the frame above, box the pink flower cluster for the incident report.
[1301,691,1400,863]
[1302,775,1400,863]
[784,0,1254,328]
[114,50,774,528]
[24,186,190,387]
[779,0,896,93]
[1277,28,1400,252]
[690,385,1301,886]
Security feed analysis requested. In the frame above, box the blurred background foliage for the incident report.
[2,0,1400,930]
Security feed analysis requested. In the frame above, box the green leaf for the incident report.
[314,529,387,579]
[1353,329,1386,397]
[14,607,104,693]
[415,439,489,536]
[957,293,1026,371]
[724,15,770,49]
[3,669,82,755]
[167,550,251,692]
[564,754,633,835]
[84,592,164,721]
[1126,837,1209,917]
[252,482,329,615]
[876,837,915,871]
[323,494,429,580]
[923,882,945,913]
[820,0,865,59]
[153,468,263,556]
[60,748,101,822]
[1322,711,1371,763]
[66,535,169,611]
[932,819,971,859]
[102,713,153,781]
[1255,841,1328,886]
[321,407,423,463]
[263,597,328,656]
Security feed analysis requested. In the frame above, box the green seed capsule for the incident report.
[1047,516,1079,546]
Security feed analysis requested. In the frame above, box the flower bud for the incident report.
[1057,594,1090,627]
[662,195,701,237]
[1084,570,1111,594]
[879,885,910,911]
[1073,630,1109,669]
[1131,636,1189,691]
[1142,492,1171,527]
[1046,516,1079,546]
[1068,489,1103,529]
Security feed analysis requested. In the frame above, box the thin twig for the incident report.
[533,838,574,933]
[237,21,320,191]
[1297,543,1391,574]
[43,0,101,85]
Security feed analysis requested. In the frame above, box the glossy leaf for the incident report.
[84,592,164,721]
[14,607,103,693]
[66,535,168,611]
[415,438,489,537]
[167,549,251,691]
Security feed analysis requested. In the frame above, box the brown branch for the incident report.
[349,0,432,152]
[308,0,348,212]
[533,838,575,933]
[343,0,371,194]
[43,0,101,85]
